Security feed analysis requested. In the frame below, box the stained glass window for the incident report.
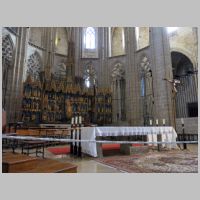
[84,27,96,49]
[141,77,145,97]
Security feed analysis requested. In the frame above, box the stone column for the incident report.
[117,78,121,121]
[192,27,198,92]
[150,27,174,127]
[112,79,118,123]
[129,27,141,126]
[44,28,51,80]
[8,28,29,123]
[112,80,116,122]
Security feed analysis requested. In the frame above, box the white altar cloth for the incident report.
[81,126,177,157]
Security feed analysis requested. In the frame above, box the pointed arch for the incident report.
[26,51,42,81]
[85,27,96,49]
[2,34,14,65]
[111,62,126,122]
[82,27,98,58]
[135,27,150,50]
[140,56,154,125]
[2,34,15,109]
[171,51,198,118]
[109,27,125,57]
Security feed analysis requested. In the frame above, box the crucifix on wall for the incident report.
[163,77,181,129]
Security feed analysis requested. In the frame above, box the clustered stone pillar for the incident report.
[8,27,28,123]
[117,79,121,121]
[150,27,174,127]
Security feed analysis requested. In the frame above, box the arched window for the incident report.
[85,77,91,88]
[111,63,126,122]
[109,27,125,57]
[141,77,145,97]
[140,56,154,125]
[82,27,98,58]
[84,27,96,49]
[135,27,150,50]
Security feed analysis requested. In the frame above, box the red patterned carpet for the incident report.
[96,150,198,173]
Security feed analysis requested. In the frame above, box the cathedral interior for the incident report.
[2,27,198,173]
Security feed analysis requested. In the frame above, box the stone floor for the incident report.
[44,146,123,173]
[3,144,198,173]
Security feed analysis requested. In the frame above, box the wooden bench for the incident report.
[2,134,19,153]
[2,152,38,173]
[21,140,46,158]
[2,152,77,173]
[24,159,77,173]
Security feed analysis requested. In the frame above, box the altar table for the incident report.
[81,126,177,157]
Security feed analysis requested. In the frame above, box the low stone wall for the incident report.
[176,117,198,134]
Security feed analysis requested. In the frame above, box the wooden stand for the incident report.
[70,114,82,158]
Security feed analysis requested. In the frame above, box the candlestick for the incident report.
[79,116,82,124]
[71,117,74,124]
[150,119,152,126]
[156,119,158,125]
[75,116,78,124]
[181,118,184,125]
[163,119,165,125]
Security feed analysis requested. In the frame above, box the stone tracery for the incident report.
[26,51,42,81]
[111,63,126,122]
[140,56,154,125]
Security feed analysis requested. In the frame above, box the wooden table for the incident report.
[2,152,38,173]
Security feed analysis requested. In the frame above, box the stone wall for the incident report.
[110,27,125,56]
[55,28,68,55]
[169,27,198,69]
[2,26,197,138]
[29,27,43,48]
[74,27,175,126]
[176,117,198,134]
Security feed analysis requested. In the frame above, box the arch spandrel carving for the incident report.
[111,63,125,80]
